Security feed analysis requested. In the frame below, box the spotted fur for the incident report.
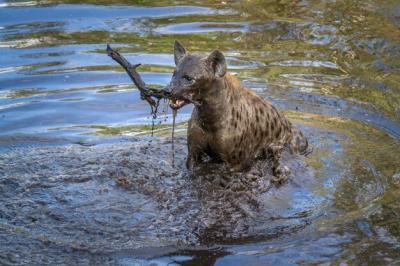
[169,41,308,181]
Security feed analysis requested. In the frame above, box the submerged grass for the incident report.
[84,122,187,137]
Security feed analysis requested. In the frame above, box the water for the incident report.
[0,0,400,265]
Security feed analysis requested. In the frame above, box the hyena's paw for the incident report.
[272,165,290,185]
[186,156,197,170]
[185,157,192,169]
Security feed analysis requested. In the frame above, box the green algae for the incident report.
[84,122,188,136]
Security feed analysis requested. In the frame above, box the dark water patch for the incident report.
[0,129,324,264]
[1,116,399,264]
[2,114,399,264]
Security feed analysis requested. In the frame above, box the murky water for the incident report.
[1,0,400,265]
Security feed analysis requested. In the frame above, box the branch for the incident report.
[106,44,171,115]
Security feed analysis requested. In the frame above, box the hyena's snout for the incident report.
[168,80,190,109]
[169,78,191,96]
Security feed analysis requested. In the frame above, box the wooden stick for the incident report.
[106,44,171,115]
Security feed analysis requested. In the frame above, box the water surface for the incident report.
[0,0,400,265]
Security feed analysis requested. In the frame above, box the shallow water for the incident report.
[0,0,400,265]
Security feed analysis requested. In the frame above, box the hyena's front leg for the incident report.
[268,144,290,184]
[186,119,208,169]
[186,143,205,169]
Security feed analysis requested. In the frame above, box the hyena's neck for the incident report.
[195,73,238,132]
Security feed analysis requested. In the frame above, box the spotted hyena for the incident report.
[168,41,308,182]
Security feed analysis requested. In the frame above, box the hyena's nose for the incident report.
[164,84,172,93]
[167,80,180,94]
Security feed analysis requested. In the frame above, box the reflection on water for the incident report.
[0,0,399,265]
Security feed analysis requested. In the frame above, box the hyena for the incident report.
[168,41,308,183]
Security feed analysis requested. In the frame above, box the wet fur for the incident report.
[169,41,308,181]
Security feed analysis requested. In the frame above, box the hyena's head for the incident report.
[168,41,227,109]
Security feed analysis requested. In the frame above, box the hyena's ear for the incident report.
[207,50,226,78]
[174,40,186,65]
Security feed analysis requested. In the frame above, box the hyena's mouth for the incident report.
[169,92,200,109]
[169,99,188,109]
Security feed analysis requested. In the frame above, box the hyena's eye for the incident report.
[183,75,194,82]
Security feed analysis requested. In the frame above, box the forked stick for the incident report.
[106,44,171,115]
